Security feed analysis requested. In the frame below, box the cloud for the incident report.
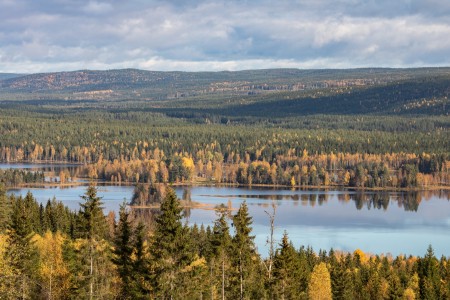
[0,0,450,72]
[83,1,113,14]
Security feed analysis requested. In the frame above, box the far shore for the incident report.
[7,178,450,192]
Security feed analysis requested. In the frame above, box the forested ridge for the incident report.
[0,184,449,299]
[0,110,448,188]
[0,68,449,189]
[2,68,449,97]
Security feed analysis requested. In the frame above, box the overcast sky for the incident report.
[1,0,450,73]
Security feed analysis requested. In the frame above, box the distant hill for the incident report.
[0,73,25,80]
[0,68,449,116]
[1,67,449,95]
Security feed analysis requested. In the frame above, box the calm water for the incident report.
[0,162,84,182]
[0,162,82,172]
[4,163,450,258]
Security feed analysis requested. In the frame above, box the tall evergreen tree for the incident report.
[112,201,134,299]
[150,186,192,298]
[211,204,232,300]
[24,191,41,233]
[78,184,108,300]
[5,195,39,299]
[0,184,11,233]
[231,201,261,299]
[133,221,151,299]
[272,232,304,299]
[418,245,440,300]
[79,184,107,240]
[329,253,354,300]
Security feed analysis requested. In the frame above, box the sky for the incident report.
[1,0,450,73]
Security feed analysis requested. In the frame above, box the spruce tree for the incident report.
[150,186,192,298]
[112,201,134,299]
[39,202,48,233]
[330,253,354,300]
[0,184,11,233]
[5,194,39,298]
[388,269,403,300]
[231,201,258,300]
[418,245,440,300]
[24,191,41,233]
[78,184,108,300]
[272,231,306,299]
[133,221,151,299]
[211,204,232,300]
[79,184,107,240]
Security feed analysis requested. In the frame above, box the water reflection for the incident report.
[176,187,450,257]
[182,188,192,221]
[193,190,449,212]
[7,182,450,257]
[345,191,447,212]
[0,163,84,183]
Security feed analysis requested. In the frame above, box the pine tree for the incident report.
[211,204,232,300]
[330,254,354,300]
[150,186,192,298]
[24,191,41,233]
[0,184,11,233]
[39,202,48,233]
[5,194,39,298]
[77,184,108,300]
[388,269,403,300]
[418,245,440,300]
[272,232,304,299]
[231,201,260,299]
[79,184,107,240]
[112,201,134,299]
[132,221,151,299]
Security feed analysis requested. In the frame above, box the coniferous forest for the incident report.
[1,183,450,299]
[1,69,449,189]
[0,68,449,299]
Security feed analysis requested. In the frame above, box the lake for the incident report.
[3,163,450,258]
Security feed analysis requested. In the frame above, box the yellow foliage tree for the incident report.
[290,176,296,187]
[353,248,369,264]
[0,234,16,298]
[403,288,416,300]
[343,171,351,186]
[308,262,332,300]
[182,157,195,180]
[34,232,71,299]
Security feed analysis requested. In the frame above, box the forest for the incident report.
[0,68,449,298]
[0,184,449,299]
[0,106,448,188]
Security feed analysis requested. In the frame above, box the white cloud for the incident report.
[1,0,450,72]
[83,1,113,14]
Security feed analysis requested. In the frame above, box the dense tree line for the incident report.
[0,169,44,187]
[0,105,449,164]
[85,151,449,188]
[0,184,449,299]
[0,102,448,190]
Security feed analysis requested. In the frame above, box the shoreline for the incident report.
[8,179,450,192]
[1,161,448,192]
